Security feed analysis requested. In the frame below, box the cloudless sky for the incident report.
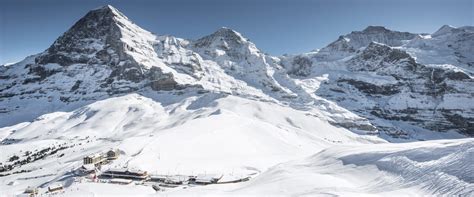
[0,0,473,64]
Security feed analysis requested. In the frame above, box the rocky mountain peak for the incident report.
[93,5,118,12]
[215,27,243,37]
[54,4,129,42]
[211,27,247,42]
[34,5,131,66]
[193,27,250,49]
[20,5,182,95]
[33,4,161,77]
[320,26,419,56]
[362,26,391,33]
[346,26,418,49]
[192,27,262,62]
[321,35,356,54]
[431,25,462,37]
[90,5,123,17]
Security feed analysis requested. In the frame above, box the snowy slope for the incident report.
[194,139,473,196]
[44,138,474,196]
[405,25,474,74]
[0,93,382,195]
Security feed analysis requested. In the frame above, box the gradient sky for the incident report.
[0,0,473,65]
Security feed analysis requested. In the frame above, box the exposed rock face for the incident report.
[0,5,186,126]
[2,6,183,99]
[338,79,401,95]
[25,63,63,82]
[35,5,188,92]
[288,56,312,77]
[147,67,180,91]
[318,26,418,60]
[347,42,418,75]
[36,5,122,66]
[343,26,418,49]
[310,42,474,137]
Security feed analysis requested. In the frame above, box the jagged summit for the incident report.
[321,26,418,52]
[193,27,250,49]
[214,27,245,38]
[24,5,182,96]
[362,26,391,33]
[35,4,159,69]
[432,25,457,37]
[89,5,132,22]
[35,5,130,66]
[191,26,263,63]
[65,4,130,36]
[92,4,116,11]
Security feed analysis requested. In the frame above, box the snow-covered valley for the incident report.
[0,5,473,196]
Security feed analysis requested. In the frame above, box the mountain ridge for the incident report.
[1,5,472,138]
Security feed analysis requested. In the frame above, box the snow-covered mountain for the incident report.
[0,5,472,196]
[282,25,474,138]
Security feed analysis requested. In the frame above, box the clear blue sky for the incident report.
[0,0,473,64]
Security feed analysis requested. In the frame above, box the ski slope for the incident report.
[1,93,472,196]
[0,93,383,195]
